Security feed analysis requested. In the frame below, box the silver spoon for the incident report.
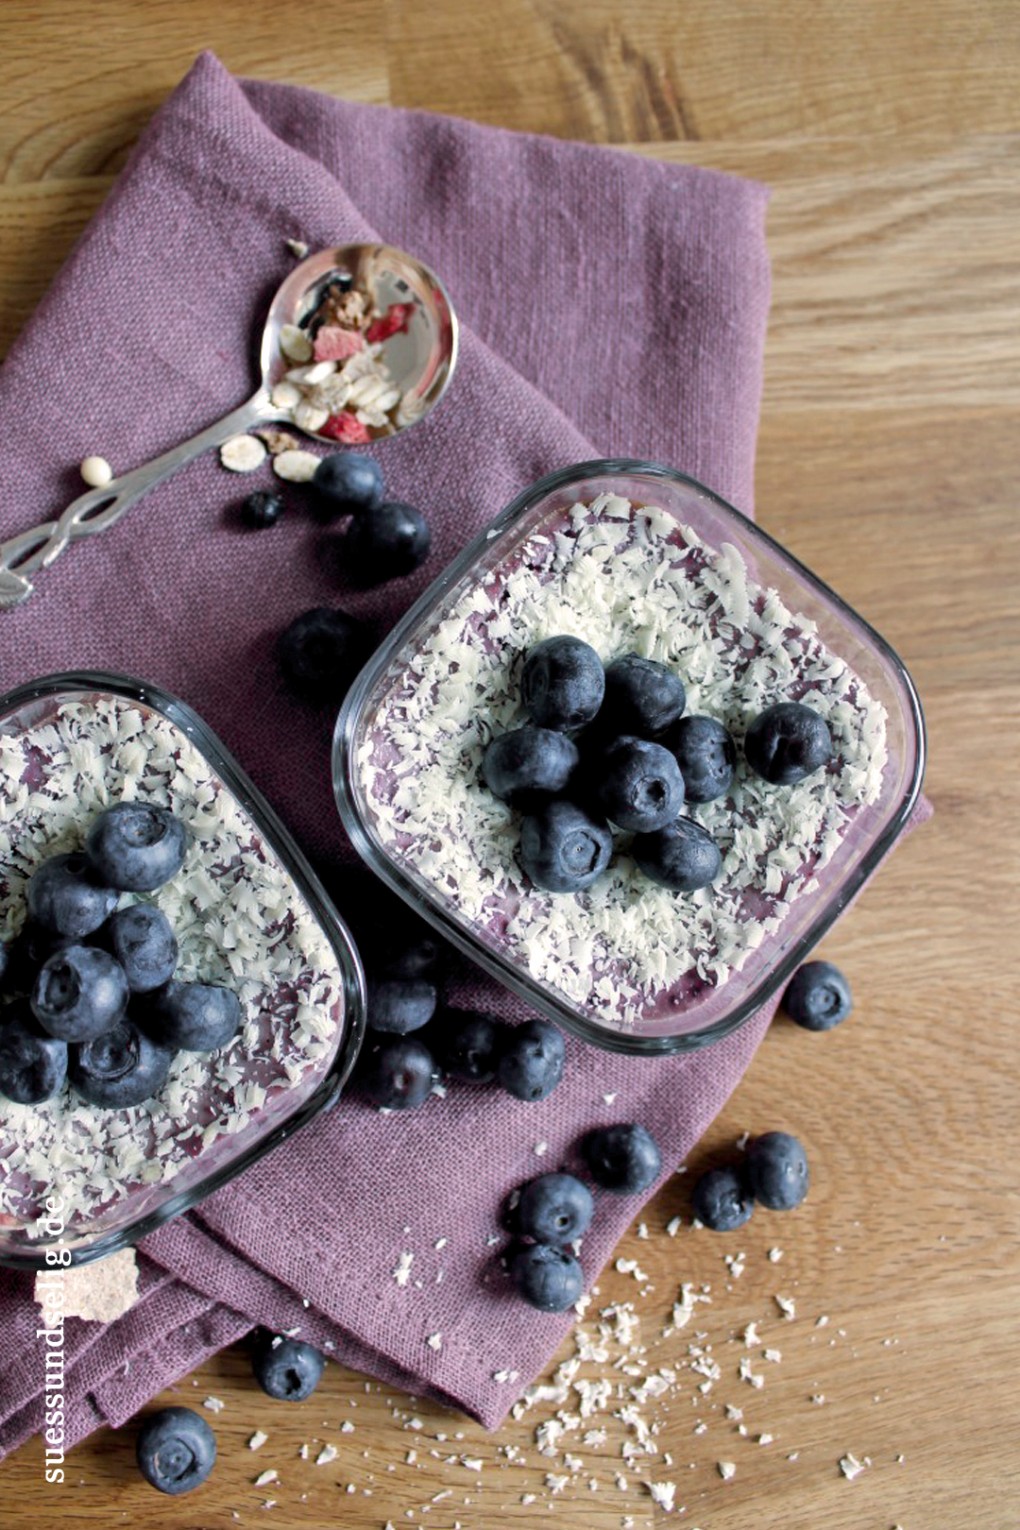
[0,243,459,609]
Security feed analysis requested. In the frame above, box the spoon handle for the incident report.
[0,392,275,609]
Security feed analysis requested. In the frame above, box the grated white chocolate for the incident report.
[358,493,889,1032]
[0,693,346,1233]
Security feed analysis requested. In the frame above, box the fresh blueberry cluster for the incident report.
[691,1130,810,1232]
[481,635,834,894]
[0,803,241,1111]
[272,451,432,707]
[502,1120,664,1312]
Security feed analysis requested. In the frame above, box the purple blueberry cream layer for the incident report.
[0,693,346,1235]
[356,493,889,1033]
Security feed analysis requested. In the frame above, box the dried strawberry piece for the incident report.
[366,302,415,345]
[321,412,373,445]
[313,325,366,363]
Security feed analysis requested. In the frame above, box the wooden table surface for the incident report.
[1,3,1017,1527]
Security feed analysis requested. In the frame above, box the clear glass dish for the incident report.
[0,672,366,1268]
[333,461,925,1056]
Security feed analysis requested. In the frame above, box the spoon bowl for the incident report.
[0,243,459,608]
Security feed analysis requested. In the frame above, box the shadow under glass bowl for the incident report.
[0,671,366,1269]
[333,460,925,1057]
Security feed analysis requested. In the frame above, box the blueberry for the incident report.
[86,803,188,893]
[311,451,385,518]
[691,1165,754,1231]
[632,817,722,892]
[519,800,612,892]
[434,1008,506,1082]
[521,636,605,731]
[141,981,242,1051]
[662,714,736,803]
[26,852,119,938]
[251,1332,326,1401]
[366,978,437,1034]
[482,727,579,804]
[278,605,373,704]
[745,1131,810,1210]
[343,501,431,583]
[0,1000,68,1104]
[382,934,445,982]
[68,1018,174,1107]
[601,654,686,737]
[744,702,833,786]
[516,1172,594,1245]
[31,944,129,1043]
[509,1242,584,1312]
[782,960,853,1031]
[359,1035,438,1110]
[497,1018,565,1101]
[135,1406,216,1495]
[580,1123,661,1194]
[105,904,178,992]
[240,489,284,529]
[595,736,685,832]
[5,918,77,988]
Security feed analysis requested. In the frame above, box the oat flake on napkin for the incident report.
[0,49,792,1452]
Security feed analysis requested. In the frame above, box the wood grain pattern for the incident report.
[1,3,1018,1528]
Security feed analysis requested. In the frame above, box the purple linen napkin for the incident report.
[0,50,901,1456]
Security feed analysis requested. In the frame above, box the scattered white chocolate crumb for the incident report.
[35,1247,139,1323]
[315,1444,338,1466]
[341,1420,355,1433]
[718,1460,736,1480]
[602,1093,617,1105]
[434,1237,448,1250]
[775,1295,796,1320]
[742,1322,760,1347]
[273,448,320,483]
[203,1396,226,1414]
[286,238,310,258]
[648,1480,677,1510]
[253,1468,278,1487]
[616,1258,650,1283]
[839,1452,866,1481]
[758,1433,773,1446]
[461,1457,483,1472]
[394,1252,414,1287]
[636,1223,649,1240]
[248,1431,269,1450]
[492,1369,518,1383]
[816,1314,829,1328]
[80,454,112,488]
[764,1348,782,1363]
[427,1333,443,1351]
[298,1443,309,1459]
[725,1404,743,1421]
[220,434,267,472]
[811,1393,825,1406]
[725,1253,746,1278]
[735,1131,750,1150]
[768,1247,784,1263]
[534,1141,549,1156]
[666,1216,682,1237]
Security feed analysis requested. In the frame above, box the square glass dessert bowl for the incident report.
[333,460,925,1057]
[0,672,366,1269]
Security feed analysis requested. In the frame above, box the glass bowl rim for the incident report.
[0,668,367,1269]
[333,458,926,1057]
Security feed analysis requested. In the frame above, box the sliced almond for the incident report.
[279,323,313,363]
[273,449,320,483]
[220,435,267,473]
